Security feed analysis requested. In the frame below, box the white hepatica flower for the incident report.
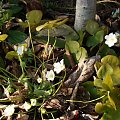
[105,33,118,47]
[3,104,15,116]
[53,59,65,74]
[23,102,31,111]
[46,70,55,81]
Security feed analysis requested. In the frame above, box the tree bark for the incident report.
[74,0,96,31]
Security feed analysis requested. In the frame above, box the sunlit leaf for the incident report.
[5,51,18,60]
[0,34,8,41]
[94,61,102,72]
[97,64,113,79]
[102,73,113,91]
[86,20,99,35]
[65,40,80,53]
[36,18,68,31]
[77,47,88,63]
[111,67,120,85]
[101,55,119,67]
[55,18,68,26]
[108,91,116,110]
[94,78,103,88]
[26,10,42,24]
[95,102,104,113]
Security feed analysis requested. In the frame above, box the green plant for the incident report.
[94,55,120,119]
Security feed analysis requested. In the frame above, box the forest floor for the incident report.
[0,0,120,120]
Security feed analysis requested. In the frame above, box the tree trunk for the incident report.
[74,0,96,31]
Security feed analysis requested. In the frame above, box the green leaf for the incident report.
[35,24,78,40]
[77,47,88,63]
[101,55,119,67]
[95,102,104,113]
[8,30,28,44]
[0,34,8,41]
[111,67,120,85]
[0,57,5,68]
[65,42,87,63]
[83,81,98,99]
[78,30,85,46]
[7,5,22,15]
[86,20,99,35]
[97,44,111,58]
[36,18,68,31]
[26,10,42,25]
[101,108,120,120]
[94,78,103,88]
[86,36,98,47]
[5,51,18,60]
[34,24,79,48]
[97,64,113,79]
[86,30,104,47]
[65,40,80,53]
[95,30,104,43]
[102,73,113,91]
[94,61,102,72]
[108,91,116,110]
[99,25,108,35]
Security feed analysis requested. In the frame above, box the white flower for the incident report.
[53,59,65,74]
[17,45,25,55]
[23,102,31,111]
[3,104,15,116]
[105,33,118,47]
[46,70,55,81]
[30,99,37,106]
[37,77,42,83]
[14,44,27,56]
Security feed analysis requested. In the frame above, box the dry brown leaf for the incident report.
[43,98,62,109]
